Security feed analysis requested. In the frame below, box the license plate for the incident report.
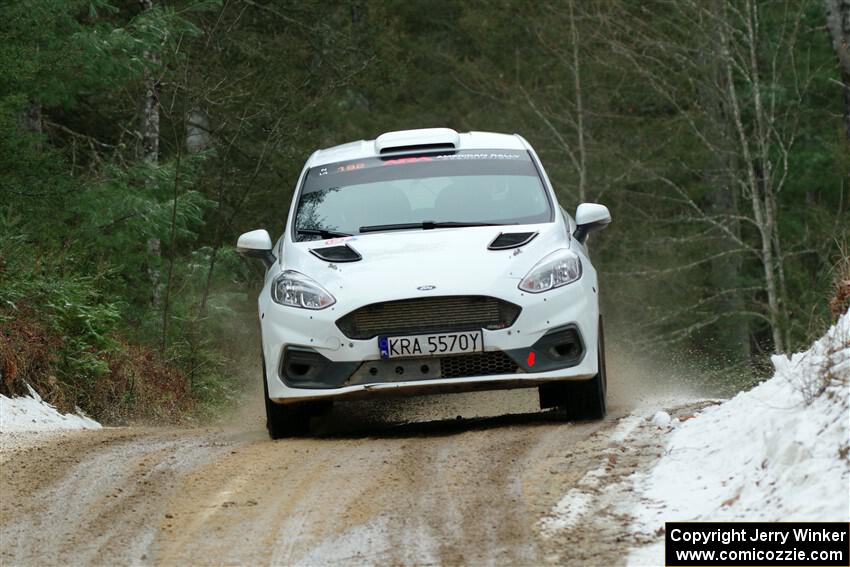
[379,330,484,359]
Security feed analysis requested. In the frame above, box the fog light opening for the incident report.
[288,362,311,377]
[553,342,577,357]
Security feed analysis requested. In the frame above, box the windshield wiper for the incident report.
[359,221,512,234]
[296,228,352,239]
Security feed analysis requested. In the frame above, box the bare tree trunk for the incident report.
[768,187,790,343]
[745,0,786,352]
[746,0,789,352]
[140,0,160,164]
[825,0,850,142]
[140,0,162,307]
[719,8,786,354]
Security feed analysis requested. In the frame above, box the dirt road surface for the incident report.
[1,379,696,566]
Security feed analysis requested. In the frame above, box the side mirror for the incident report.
[237,229,275,269]
[573,203,611,244]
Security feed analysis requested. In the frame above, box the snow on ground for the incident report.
[628,313,850,566]
[1,385,101,433]
[539,413,644,536]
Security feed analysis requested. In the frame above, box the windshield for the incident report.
[293,149,552,241]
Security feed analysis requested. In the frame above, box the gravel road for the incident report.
[1,378,695,566]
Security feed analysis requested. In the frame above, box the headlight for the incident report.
[272,270,336,309]
[519,249,582,293]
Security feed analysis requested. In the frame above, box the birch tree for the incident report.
[139,0,162,307]
[603,0,815,354]
[140,0,160,164]
[717,0,790,353]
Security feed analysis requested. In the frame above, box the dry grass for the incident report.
[0,306,193,424]
[91,341,194,424]
[829,242,850,320]
[789,250,849,406]
[0,308,63,401]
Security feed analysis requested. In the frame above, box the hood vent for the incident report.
[488,232,538,250]
[310,244,362,263]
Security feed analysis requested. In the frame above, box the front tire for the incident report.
[262,357,314,439]
[538,317,607,420]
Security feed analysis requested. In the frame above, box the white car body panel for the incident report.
[251,130,605,403]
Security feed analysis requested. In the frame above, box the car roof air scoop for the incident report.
[375,128,460,155]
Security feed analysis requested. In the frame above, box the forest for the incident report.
[1,0,848,423]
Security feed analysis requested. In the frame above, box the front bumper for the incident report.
[260,276,599,403]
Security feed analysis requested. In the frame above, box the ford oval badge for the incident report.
[417,285,436,291]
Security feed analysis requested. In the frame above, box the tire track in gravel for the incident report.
[151,408,619,566]
[1,428,247,566]
[1,390,700,566]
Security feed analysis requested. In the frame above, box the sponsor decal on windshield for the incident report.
[384,156,433,165]
[336,162,366,173]
[301,149,539,196]
[434,152,522,160]
[345,152,523,169]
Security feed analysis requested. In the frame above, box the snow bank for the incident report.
[628,313,850,565]
[0,385,101,432]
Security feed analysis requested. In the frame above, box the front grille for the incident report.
[336,295,521,340]
[441,352,519,378]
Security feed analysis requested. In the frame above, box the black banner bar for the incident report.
[665,522,849,566]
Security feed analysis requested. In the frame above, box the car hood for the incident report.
[282,223,569,304]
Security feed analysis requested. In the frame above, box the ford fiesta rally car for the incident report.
[237,128,612,438]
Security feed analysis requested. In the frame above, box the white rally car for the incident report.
[237,128,611,438]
